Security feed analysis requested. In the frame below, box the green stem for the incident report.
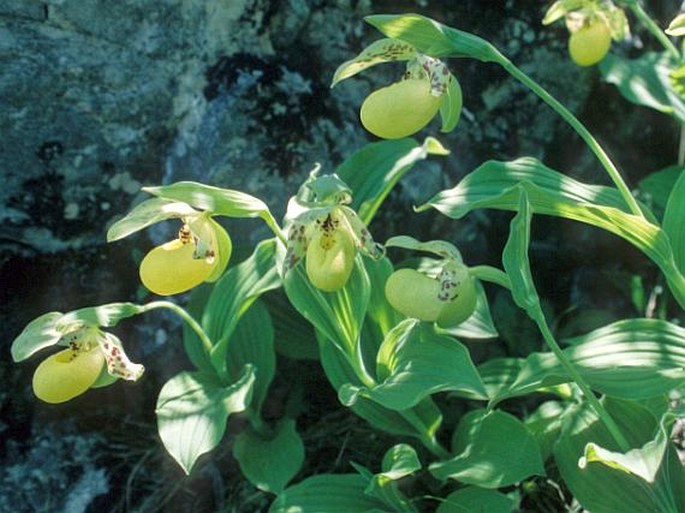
[627,2,681,61]
[498,57,645,219]
[469,265,511,289]
[261,211,288,245]
[143,300,213,355]
[536,316,631,452]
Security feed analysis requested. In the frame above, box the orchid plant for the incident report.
[11,2,685,512]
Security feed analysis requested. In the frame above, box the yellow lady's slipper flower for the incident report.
[139,218,230,296]
[385,263,477,328]
[305,211,357,292]
[26,326,144,404]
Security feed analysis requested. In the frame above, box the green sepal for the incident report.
[439,74,462,133]
[666,13,685,36]
[205,217,232,283]
[385,235,463,262]
[331,38,417,87]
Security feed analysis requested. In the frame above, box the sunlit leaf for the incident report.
[339,320,487,410]
[335,138,447,225]
[437,486,518,513]
[269,474,391,513]
[599,52,685,123]
[203,239,281,377]
[106,198,198,242]
[155,366,255,474]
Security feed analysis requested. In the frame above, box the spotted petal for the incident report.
[97,331,144,381]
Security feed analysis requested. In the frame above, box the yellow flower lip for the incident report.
[139,238,217,296]
[32,346,105,404]
[360,78,443,139]
[385,266,477,328]
[569,20,612,67]
[306,216,356,292]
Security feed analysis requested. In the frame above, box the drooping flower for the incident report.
[139,215,231,296]
[332,39,462,139]
[543,0,628,67]
[12,312,144,404]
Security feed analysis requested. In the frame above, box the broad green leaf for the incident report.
[421,158,684,308]
[203,239,281,377]
[437,487,518,513]
[524,401,567,462]
[106,198,197,242]
[365,14,503,63]
[233,418,304,494]
[580,427,668,483]
[227,300,275,414]
[554,399,685,513]
[340,320,487,410]
[499,318,685,402]
[439,75,462,133]
[11,312,65,361]
[430,409,545,487]
[331,38,417,87]
[364,257,404,341]
[639,165,684,214]
[663,167,685,275]
[599,52,685,123]
[335,137,446,225]
[269,474,391,513]
[319,332,443,444]
[477,357,523,400]
[284,256,370,356]
[155,365,255,474]
[359,444,421,513]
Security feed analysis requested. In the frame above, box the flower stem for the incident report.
[536,315,631,452]
[143,301,213,355]
[627,1,681,61]
[498,56,645,219]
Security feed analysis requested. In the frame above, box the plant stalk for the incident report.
[536,317,631,452]
[627,1,681,61]
[498,57,645,219]
[144,300,213,355]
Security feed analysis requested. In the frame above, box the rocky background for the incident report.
[1,1,681,511]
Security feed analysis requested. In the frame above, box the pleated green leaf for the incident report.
[599,52,685,123]
[233,418,304,494]
[364,13,503,63]
[106,197,198,241]
[553,399,685,513]
[498,318,685,402]
[319,332,443,443]
[663,167,685,275]
[437,487,518,513]
[155,365,255,474]
[203,239,281,377]
[269,474,391,513]
[430,409,545,487]
[284,256,370,356]
[335,137,447,225]
[226,300,275,414]
[421,157,685,308]
[339,320,487,410]
[359,444,421,513]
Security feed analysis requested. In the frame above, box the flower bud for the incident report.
[32,346,105,404]
[360,78,443,139]
[306,221,356,292]
[140,238,216,296]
